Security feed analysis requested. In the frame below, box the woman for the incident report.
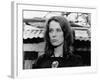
[32,16,83,69]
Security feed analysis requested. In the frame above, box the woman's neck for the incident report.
[54,44,63,57]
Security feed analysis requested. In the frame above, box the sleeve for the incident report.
[32,54,44,69]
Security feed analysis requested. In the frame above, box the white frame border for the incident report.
[11,1,97,78]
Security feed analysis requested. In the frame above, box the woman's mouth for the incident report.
[51,39,58,43]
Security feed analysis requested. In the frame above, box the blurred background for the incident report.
[23,11,91,69]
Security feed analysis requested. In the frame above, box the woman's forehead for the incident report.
[49,21,61,29]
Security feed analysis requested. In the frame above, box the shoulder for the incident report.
[64,54,83,66]
[69,54,82,61]
[35,54,48,64]
[32,54,49,68]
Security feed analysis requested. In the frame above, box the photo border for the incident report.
[11,1,97,78]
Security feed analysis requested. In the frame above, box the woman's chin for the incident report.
[51,43,62,47]
[51,43,59,47]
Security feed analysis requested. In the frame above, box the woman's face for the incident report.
[49,20,64,47]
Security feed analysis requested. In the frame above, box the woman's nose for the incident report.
[52,31,56,37]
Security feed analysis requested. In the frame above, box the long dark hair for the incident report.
[44,16,73,57]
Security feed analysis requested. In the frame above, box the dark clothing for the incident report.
[32,53,83,69]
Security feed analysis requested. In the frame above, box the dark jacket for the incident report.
[32,53,83,69]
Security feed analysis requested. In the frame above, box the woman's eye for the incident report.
[49,29,53,33]
[57,28,62,32]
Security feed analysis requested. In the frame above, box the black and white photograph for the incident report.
[23,11,91,69]
[11,2,97,78]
